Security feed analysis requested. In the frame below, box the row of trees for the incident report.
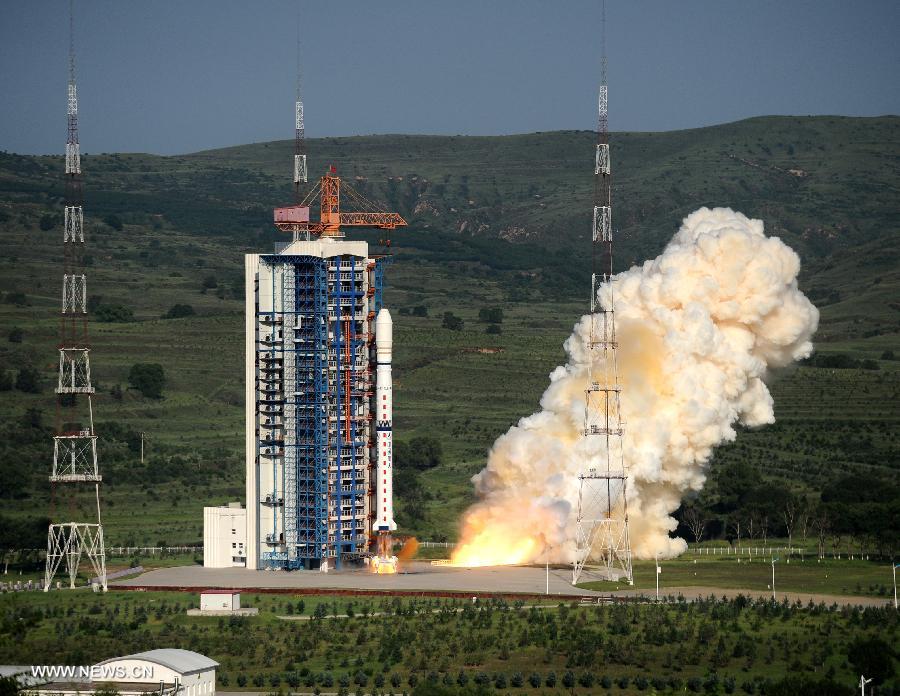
[679,463,898,557]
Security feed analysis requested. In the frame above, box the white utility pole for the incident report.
[893,563,899,610]
[771,557,779,601]
[655,552,661,601]
[546,560,549,596]
[859,674,872,696]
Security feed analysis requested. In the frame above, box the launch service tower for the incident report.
[245,158,406,570]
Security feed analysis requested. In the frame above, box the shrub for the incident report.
[545,671,556,687]
[485,323,502,335]
[217,674,228,687]
[511,672,524,687]
[494,673,507,689]
[165,303,195,319]
[528,672,542,688]
[251,674,264,687]
[618,675,630,688]
[478,307,503,324]
[128,363,165,398]
[201,275,218,289]
[39,214,56,231]
[8,327,23,343]
[688,676,703,692]
[4,292,28,306]
[442,311,464,331]
[235,674,246,687]
[15,366,41,393]
[104,214,124,231]
[412,305,428,317]
[578,672,595,687]
[95,304,134,322]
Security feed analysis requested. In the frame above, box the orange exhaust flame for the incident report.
[450,530,538,568]
[397,537,419,562]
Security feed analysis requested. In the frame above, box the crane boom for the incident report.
[274,170,407,240]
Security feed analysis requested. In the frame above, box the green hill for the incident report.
[0,116,897,546]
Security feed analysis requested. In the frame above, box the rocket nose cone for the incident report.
[376,308,393,353]
[376,307,392,325]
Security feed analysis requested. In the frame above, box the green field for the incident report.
[0,586,896,695]
[0,116,897,550]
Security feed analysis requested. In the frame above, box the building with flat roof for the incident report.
[203,504,246,568]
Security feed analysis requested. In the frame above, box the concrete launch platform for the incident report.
[112,561,610,598]
[111,562,892,607]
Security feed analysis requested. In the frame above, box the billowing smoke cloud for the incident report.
[452,208,819,565]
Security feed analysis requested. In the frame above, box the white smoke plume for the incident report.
[451,207,819,565]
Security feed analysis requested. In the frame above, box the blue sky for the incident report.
[1,0,897,155]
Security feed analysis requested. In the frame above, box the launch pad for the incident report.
[112,562,612,597]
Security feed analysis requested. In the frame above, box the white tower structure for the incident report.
[45,0,107,592]
[572,1,633,586]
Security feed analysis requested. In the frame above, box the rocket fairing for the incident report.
[374,309,397,532]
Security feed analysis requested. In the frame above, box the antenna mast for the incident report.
[573,0,633,586]
[45,0,108,593]
[293,4,308,206]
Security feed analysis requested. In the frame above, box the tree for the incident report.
[727,517,742,546]
[128,363,165,398]
[39,213,56,231]
[478,307,504,324]
[442,311,464,331]
[412,305,428,317]
[8,327,23,343]
[781,495,803,552]
[683,505,707,544]
[95,304,133,322]
[201,275,218,290]
[486,324,502,335]
[813,508,830,558]
[15,366,41,393]
[848,637,896,685]
[165,304,195,319]
[104,214,124,231]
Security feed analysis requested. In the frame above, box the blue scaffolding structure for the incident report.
[256,252,385,570]
[259,256,329,570]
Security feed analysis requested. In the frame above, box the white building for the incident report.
[28,649,218,696]
[202,504,246,568]
[200,590,240,611]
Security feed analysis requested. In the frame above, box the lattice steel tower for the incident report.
[572,1,633,586]
[45,0,107,592]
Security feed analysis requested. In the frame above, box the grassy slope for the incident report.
[0,116,897,545]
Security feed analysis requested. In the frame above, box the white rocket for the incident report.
[374,308,397,533]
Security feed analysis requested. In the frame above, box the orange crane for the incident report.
[274,166,407,239]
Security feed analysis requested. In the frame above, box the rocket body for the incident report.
[374,309,397,532]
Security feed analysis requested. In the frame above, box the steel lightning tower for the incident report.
[572,1,633,586]
[45,0,107,592]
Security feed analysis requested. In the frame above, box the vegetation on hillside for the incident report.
[0,116,897,547]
